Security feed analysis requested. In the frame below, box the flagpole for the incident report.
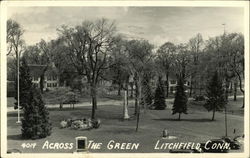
[16,51,21,124]
[222,23,227,137]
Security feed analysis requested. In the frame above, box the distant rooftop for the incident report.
[28,64,47,77]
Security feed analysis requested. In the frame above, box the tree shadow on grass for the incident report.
[7,113,23,117]
[8,134,49,141]
[48,107,91,112]
[102,127,139,135]
[7,134,24,141]
[152,118,213,122]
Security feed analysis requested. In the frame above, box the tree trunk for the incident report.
[166,73,169,98]
[189,77,193,97]
[118,83,121,96]
[39,67,48,93]
[230,82,233,93]
[212,109,215,121]
[178,113,181,121]
[199,82,202,96]
[134,79,138,115]
[123,89,130,120]
[130,82,133,98]
[136,105,140,131]
[40,74,45,93]
[235,71,244,108]
[225,78,230,101]
[234,81,237,101]
[136,76,142,132]
[91,84,97,119]
[242,98,244,108]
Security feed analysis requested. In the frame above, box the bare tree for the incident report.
[225,33,244,107]
[7,19,25,84]
[7,19,25,57]
[125,39,154,131]
[58,18,116,119]
[188,33,203,96]
[157,42,176,98]
[172,44,191,81]
[202,33,244,107]
[22,39,52,93]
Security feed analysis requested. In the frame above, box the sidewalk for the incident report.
[7,95,244,113]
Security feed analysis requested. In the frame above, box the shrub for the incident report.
[60,120,67,128]
[92,119,101,129]
[194,95,206,101]
[172,78,188,120]
[71,120,84,129]
[66,119,73,127]
[20,59,52,139]
[141,75,153,108]
[153,77,166,110]
[204,71,227,121]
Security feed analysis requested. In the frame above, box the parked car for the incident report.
[222,136,241,150]
[234,135,244,145]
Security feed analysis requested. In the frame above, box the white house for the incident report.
[28,63,59,90]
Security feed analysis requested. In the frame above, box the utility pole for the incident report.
[222,23,226,35]
[222,23,228,137]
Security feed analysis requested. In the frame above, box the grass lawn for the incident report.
[7,96,244,153]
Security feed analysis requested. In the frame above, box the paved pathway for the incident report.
[7,95,244,113]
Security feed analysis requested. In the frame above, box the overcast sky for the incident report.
[8,7,244,47]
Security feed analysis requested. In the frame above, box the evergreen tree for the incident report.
[204,71,227,121]
[14,58,33,109]
[18,59,52,139]
[153,76,166,110]
[141,73,153,108]
[172,77,188,120]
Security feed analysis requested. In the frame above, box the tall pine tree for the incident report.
[153,76,166,110]
[18,58,52,139]
[204,71,227,121]
[172,78,188,120]
[141,73,153,108]
[14,59,33,109]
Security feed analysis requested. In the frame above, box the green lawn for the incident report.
[7,97,244,153]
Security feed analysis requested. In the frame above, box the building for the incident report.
[28,63,59,90]
[153,74,190,94]
[168,77,190,94]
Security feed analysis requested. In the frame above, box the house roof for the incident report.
[28,64,47,78]
[45,64,59,76]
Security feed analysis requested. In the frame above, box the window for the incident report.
[53,83,57,87]
[170,87,174,92]
[170,80,176,84]
[33,77,38,81]
[47,83,51,87]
